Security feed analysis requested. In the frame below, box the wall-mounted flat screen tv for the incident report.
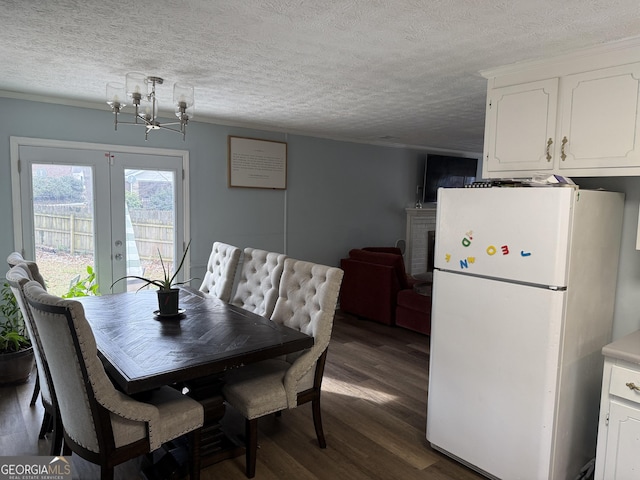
[423,155,478,203]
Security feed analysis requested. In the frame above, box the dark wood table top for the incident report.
[76,287,313,394]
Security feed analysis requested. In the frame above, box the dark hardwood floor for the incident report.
[0,311,485,479]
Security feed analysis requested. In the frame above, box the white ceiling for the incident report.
[1,1,639,153]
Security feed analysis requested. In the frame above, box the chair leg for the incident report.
[62,440,71,456]
[38,411,52,439]
[312,398,326,449]
[189,429,201,480]
[30,374,40,406]
[50,413,63,457]
[245,418,258,479]
[100,465,114,480]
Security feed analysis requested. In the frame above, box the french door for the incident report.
[11,138,189,296]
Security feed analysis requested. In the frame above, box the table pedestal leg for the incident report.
[141,377,245,479]
[186,377,244,467]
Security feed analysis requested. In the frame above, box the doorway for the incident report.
[10,138,189,296]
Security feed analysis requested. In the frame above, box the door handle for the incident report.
[115,253,123,261]
[626,382,640,392]
[561,136,568,161]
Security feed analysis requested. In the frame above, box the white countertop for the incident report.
[602,330,640,365]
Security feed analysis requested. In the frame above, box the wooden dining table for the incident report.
[76,286,314,469]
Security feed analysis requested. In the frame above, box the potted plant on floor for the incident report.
[112,241,193,316]
[0,281,34,385]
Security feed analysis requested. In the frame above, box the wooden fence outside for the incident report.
[33,209,175,261]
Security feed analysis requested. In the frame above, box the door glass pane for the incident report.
[31,163,96,296]
[124,169,176,291]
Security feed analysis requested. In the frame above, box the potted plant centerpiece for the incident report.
[112,241,193,316]
[0,281,34,385]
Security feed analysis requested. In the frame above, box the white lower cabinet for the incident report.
[603,401,640,478]
[595,332,640,479]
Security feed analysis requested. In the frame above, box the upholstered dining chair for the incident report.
[230,248,287,318]
[222,258,344,478]
[6,252,48,402]
[199,241,241,303]
[6,263,62,456]
[23,281,204,480]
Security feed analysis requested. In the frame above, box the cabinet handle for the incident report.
[561,136,568,161]
[546,138,553,162]
[626,382,640,392]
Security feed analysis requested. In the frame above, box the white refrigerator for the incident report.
[426,187,624,480]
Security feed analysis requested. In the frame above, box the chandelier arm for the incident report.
[133,113,153,126]
[111,120,182,131]
[153,124,183,133]
[111,119,141,126]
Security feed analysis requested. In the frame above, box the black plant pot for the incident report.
[157,288,180,316]
[0,346,35,385]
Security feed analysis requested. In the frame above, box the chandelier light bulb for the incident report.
[173,83,194,106]
[140,96,158,122]
[173,83,195,119]
[125,72,147,98]
[106,82,126,108]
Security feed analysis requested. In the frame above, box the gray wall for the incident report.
[3,97,638,341]
[0,97,424,283]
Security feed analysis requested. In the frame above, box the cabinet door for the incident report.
[559,63,640,170]
[485,78,558,172]
[603,400,640,479]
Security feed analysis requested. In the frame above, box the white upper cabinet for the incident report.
[485,78,558,172]
[481,39,640,178]
[559,63,640,170]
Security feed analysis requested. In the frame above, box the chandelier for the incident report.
[106,73,194,140]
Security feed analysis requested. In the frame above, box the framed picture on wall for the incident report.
[228,136,287,189]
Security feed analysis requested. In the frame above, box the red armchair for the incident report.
[339,247,432,334]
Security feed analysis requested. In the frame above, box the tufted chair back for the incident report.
[6,263,61,455]
[199,241,241,302]
[271,258,344,405]
[231,248,287,318]
[7,251,47,289]
[23,281,204,479]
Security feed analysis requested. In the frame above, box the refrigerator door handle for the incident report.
[437,268,567,291]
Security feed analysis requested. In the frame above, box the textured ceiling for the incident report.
[0,1,639,153]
